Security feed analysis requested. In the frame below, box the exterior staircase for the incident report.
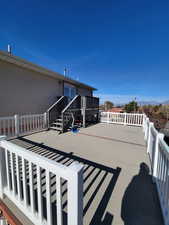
[47,95,81,133]
[47,95,99,133]
[50,115,63,131]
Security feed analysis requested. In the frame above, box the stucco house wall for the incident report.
[0,54,95,117]
[0,60,63,116]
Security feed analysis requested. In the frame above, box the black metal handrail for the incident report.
[62,95,81,131]
[47,96,68,125]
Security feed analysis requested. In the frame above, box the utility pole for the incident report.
[134,97,137,113]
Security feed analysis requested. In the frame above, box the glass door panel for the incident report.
[64,83,76,102]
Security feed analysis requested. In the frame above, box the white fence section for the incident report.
[0,137,83,225]
[1,112,169,225]
[101,112,144,126]
[0,116,16,138]
[143,115,169,225]
[0,113,48,139]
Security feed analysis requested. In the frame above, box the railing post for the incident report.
[142,115,145,131]
[0,136,7,199]
[82,97,86,128]
[153,133,164,182]
[44,112,49,129]
[144,118,149,141]
[124,113,127,125]
[147,122,153,153]
[14,114,19,137]
[107,112,109,123]
[68,162,83,225]
[142,114,146,130]
[83,109,86,128]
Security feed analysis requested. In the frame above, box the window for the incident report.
[64,83,76,99]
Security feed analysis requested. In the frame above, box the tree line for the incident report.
[100,100,139,113]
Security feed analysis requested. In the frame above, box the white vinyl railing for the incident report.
[0,116,16,138]
[0,111,169,225]
[143,115,169,225]
[0,136,83,225]
[100,112,144,126]
[0,113,48,139]
[101,112,169,224]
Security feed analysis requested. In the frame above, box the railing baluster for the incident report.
[22,158,28,207]
[158,149,163,189]
[29,161,35,214]
[46,170,52,225]
[10,152,16,195]
[35,116,38,130]
[37,166,43,223]
[37,116,39,130]
[3,119,5,135]
[20,117,22,134]
[8,119,10,136]
[160,152,165,192]
[23,117,26,133]
[12,118,15,136]
[30,116,32,131]
[28,116,30,132]
[56,176,63,225]
[16,155,21,200]
[5,150,10,191]
[32,116,35,130]
[162,154,167,203]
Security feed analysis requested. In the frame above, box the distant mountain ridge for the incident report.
[138,101,159,106]
[115,100,169,106]
[163,100,169,105]
[138,100,169,106]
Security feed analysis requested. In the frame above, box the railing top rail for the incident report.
[20,114,44,118]
[150,123,159,136]
[101,112,144,116]
[0,116,15,120]
[47,96,65,112]
[0,138,83,179]
[62,95,80,114]
[126,113,144,115]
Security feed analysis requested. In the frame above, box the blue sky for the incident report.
[0,0,169,104]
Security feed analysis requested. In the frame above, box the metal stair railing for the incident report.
[47,96,68,126]
[61,95,81,132]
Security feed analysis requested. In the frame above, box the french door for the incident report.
[64,83,77,102]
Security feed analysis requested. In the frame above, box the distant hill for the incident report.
[162,100,169,105]
[138,100,169,106]
[138,101,161,106]
[115,100,169,106]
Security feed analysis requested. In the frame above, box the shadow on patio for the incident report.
[121,163,164,225]
[11,137,121,225]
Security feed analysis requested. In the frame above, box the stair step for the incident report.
[56,118,63,121]
[52,122,62,126]
[50,126,62,131]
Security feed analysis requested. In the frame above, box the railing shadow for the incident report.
[11,137,121,225]
[121,163,164,225]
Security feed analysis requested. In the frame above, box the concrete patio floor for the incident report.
[11,123,163,225]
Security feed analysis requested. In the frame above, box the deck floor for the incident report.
[10,123,163,225]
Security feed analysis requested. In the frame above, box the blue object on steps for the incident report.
[71,126,79,133]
